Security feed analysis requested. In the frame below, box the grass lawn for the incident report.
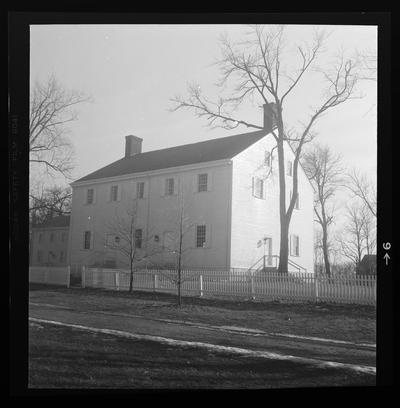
[29,284,376,343]
[28,321,375,389]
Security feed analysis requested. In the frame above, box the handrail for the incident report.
[287,258,307,273]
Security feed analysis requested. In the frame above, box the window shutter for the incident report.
[193,174,198,193]
[107,186,111,202]
[82,232,86,250]
[90,231,94,250]
[262,180,266,199]
[289,235,292,256]
[84,189,88,205]
[252,177,255,196]
[205,223,211,248]
[207,172,212,192]
[143,181,148,199]
[92,188,97,204]
[117,185,122,201]
[174,177,179,196]
[161,179,166,196]
[132,181,137,199]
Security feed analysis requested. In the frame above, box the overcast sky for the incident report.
[30,24,377,216]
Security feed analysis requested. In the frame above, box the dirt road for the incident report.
[29,301,375,372]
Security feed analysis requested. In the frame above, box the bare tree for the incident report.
[336,203,375,269]
[171,25,361,273]
[30,75,90,179]
[106,202,158,292]
[155,197,196,307]
[302,144,343,277]
[29,185,72,225]
[346,169,377,218]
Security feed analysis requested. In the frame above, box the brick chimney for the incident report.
[125,135,143,158]
[263,103,277,132]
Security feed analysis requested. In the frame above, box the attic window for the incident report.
[110,185,119,201]
[198,173,208,192]
[165,178,175,196]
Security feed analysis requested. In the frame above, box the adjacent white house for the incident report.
[68,106,314,273]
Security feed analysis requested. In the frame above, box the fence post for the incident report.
[115,270,120,291]
[314,275,319,302]
[153,273,158,292]
[199,274,203,298]
[250,271,255,301]
[81,266,86,289]
[66,266,70,288]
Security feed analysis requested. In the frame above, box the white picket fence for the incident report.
[29,266,70,287]
[78,267,376,305]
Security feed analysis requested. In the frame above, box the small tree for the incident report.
[106,202,158,292]
[302,144,343,277]
[156,197,195,307]
[336,203,375,269]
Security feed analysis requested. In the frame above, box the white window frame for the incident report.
[86,188,95,205]
[110,185,119,202]
[196,224,207,248]
[197,173,208,192]
[165,178,175,196]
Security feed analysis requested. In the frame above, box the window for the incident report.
[60,251,65,263]
[287,160,293,177]
[84,231,92,250]
[110,185,119,201]
[290,235,300,257]
[135,229,143,249]
[197,173,208,192]
[136,182,145,199]
[165,178,175,196]
[265,151,271,167]
[86,188,94,204]
[196,225,206,248]
[253,177,264,199]
[37,250,43,263]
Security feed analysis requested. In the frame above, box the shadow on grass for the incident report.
[29,283,376,318]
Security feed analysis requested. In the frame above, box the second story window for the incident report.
[165,178,175,196]
[136,182,145,199]
[253,177,264,199]
[86,188,94,204]
[198,173,208,192]
[287,160,293,177]
[110,185,119,202]
[196,225,207,248]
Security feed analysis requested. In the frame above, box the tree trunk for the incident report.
[277,138,289,274]
[321,227,331,277]
[278,217,289,274]
[129,259,133,292]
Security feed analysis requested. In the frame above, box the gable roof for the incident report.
[75,130,268,183]
[32,215,70,229]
